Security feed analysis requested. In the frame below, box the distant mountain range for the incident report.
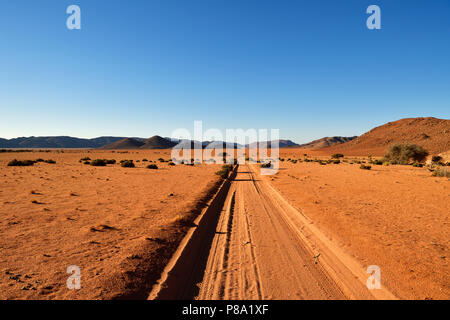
[0,136,127,149]
[2,117,448,153]
[0,135,303,149]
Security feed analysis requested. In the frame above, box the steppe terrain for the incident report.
[269,149,449,300]
[0,150,222,299]
[0,134,449,300]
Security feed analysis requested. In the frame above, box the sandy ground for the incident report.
[152,164,395,300]
[0,150,221,299]
[265,150,449,300]
[1,148,448,300]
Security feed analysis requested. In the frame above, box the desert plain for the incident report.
[0,144,449,300]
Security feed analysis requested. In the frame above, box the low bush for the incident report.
[90,159,107,166]
[44,159,56,164]
[146,164,158,169]
[331,153,344,159]
[121,160,135,168]
[216,164,233,179]
[260,162,272,168]
[105,159,116,164]
[360,164,372,170]
[432,167,450,178]
[370,159,383,165]
[431,155,443,165]
[382,143,429,165]
[80,157,91,161]
[7,159,35,166]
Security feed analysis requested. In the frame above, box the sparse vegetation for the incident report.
[260,161,272,168]
[44,159,56,164]
[370,159,383,165]
[90,159,107,167]
[432,167,450,178]
[431,156,443,164]
[121,160,135,168]
[7,159,35,166]
[359,164,372,170]
[146,164,158,169]
[382,143,429,165]
[331,153,344,159]
[1,149,34,153]
[216,164,233,179]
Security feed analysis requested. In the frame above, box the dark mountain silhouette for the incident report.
[247,140,299,149]
[298,136,357,149]
[99,138,145,150]
[140,136,178,149]
[0,136,128,149]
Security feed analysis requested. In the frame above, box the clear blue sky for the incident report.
[1,0,449,143]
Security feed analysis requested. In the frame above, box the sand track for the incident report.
[150,165,397,300]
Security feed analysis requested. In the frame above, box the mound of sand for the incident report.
[324,117,450,156]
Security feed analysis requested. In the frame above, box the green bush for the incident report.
[121,160,135,168]
[383,143,429,165]
[146,164,158,169]
[360,164,372,170]
[106,159,116,164]
[412,162,423,167]
[7,159,35,166]
[331,153,344,159]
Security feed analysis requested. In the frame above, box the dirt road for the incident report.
[150,165,397,300]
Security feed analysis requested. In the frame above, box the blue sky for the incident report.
[0,0,449,143]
